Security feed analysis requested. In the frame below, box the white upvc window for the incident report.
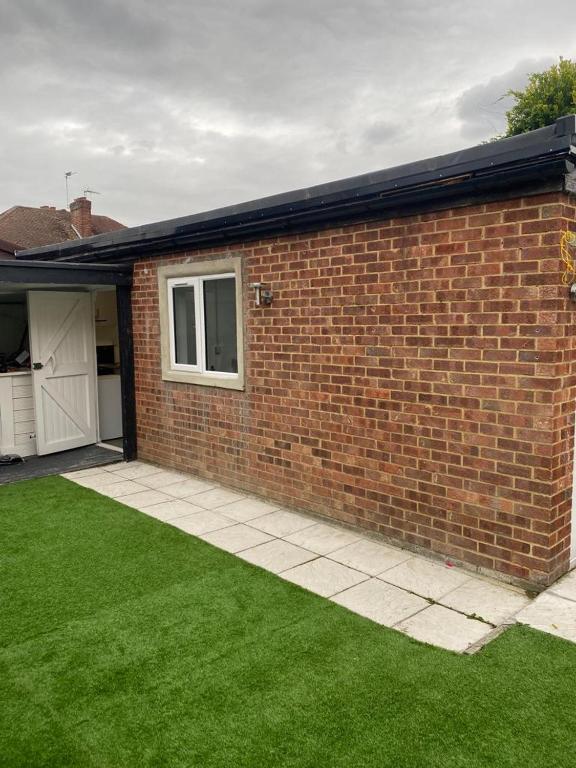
[167,273,239,379]
[158,256,244,390]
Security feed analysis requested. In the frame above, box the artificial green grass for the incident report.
[1,477,576,767]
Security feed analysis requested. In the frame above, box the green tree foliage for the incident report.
[505,58,576,136]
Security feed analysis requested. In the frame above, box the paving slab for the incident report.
[199,524,274,553]
[396,604,492,653]
[328,539,411,576]
[332,578,428,626]
[140,499,206,522]
[380,557,471,600]
[190,488,246,510]
[548,571,576,602]
[62,467,110,480]
[97,480,148,499]
[282,557,368,597]
[239,539,317,573]
[285,522,361,555]
[217,498,282,523]
[104,461,152,473]
[116,489,174,510]
[439,578,530,625]
[74,475,148,500]
[247,510,316,538]
[169,509,236,535]
[104,463,165,481]
[160,478,217,498]
[139,470,191,489]
[73,472,121,490]
[516,592,576,643]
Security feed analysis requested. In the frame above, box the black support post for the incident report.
[116,284,137,461]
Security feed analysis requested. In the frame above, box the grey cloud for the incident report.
[0,0,573,226]
[363,121,402,146]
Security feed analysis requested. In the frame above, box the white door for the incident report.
[28,291,98,455]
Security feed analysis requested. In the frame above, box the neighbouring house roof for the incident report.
[0,237,19,259]
[16,115,576,264]
[91,214,126,236]
[0,200,125,251]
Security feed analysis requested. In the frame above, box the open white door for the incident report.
[28,291,98,455]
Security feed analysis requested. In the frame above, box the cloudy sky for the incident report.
[0,0,573,227]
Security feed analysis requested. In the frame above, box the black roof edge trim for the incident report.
[5,260,132,272]
[17,115,576,264]
[52,170,567,265]
[28,156,570,265]
[0,260,133,286]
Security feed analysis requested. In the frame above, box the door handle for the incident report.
[32,362,43,370]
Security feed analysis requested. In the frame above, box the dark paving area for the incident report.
[0,444,123,485]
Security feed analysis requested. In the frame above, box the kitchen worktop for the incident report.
[0,370,32,377]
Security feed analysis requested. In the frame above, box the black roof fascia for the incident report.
[17,115,576,264]
[0,260,132,286]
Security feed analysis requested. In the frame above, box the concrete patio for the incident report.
[516,570,576,643]
[63,460,545,653]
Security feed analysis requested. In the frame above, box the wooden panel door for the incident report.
[28,291,98,455]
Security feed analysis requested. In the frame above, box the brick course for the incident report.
[132,191,576,586]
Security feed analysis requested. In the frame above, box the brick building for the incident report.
[15,116,576,587]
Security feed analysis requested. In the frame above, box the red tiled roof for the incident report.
[91,214,126,235]
[0,205,125,249]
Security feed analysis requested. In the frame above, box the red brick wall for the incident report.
[132,191,576,586]
[70,197,92,238]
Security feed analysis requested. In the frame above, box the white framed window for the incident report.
[158,257,244,389]
[167,273,238,378]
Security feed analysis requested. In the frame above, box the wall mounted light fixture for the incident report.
[250,282,273,306]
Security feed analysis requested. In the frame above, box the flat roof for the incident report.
[17,115,576,264]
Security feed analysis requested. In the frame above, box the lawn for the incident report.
[1,476,576,767]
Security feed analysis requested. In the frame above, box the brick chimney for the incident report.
[70,196,92,237]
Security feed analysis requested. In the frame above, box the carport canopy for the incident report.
[0,259,136,461]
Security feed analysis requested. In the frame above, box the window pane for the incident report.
[203,277,237,373]
[172,285,197,365]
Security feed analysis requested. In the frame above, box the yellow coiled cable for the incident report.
[561,231,576,285]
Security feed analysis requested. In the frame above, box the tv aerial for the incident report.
[64,171,77,206]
